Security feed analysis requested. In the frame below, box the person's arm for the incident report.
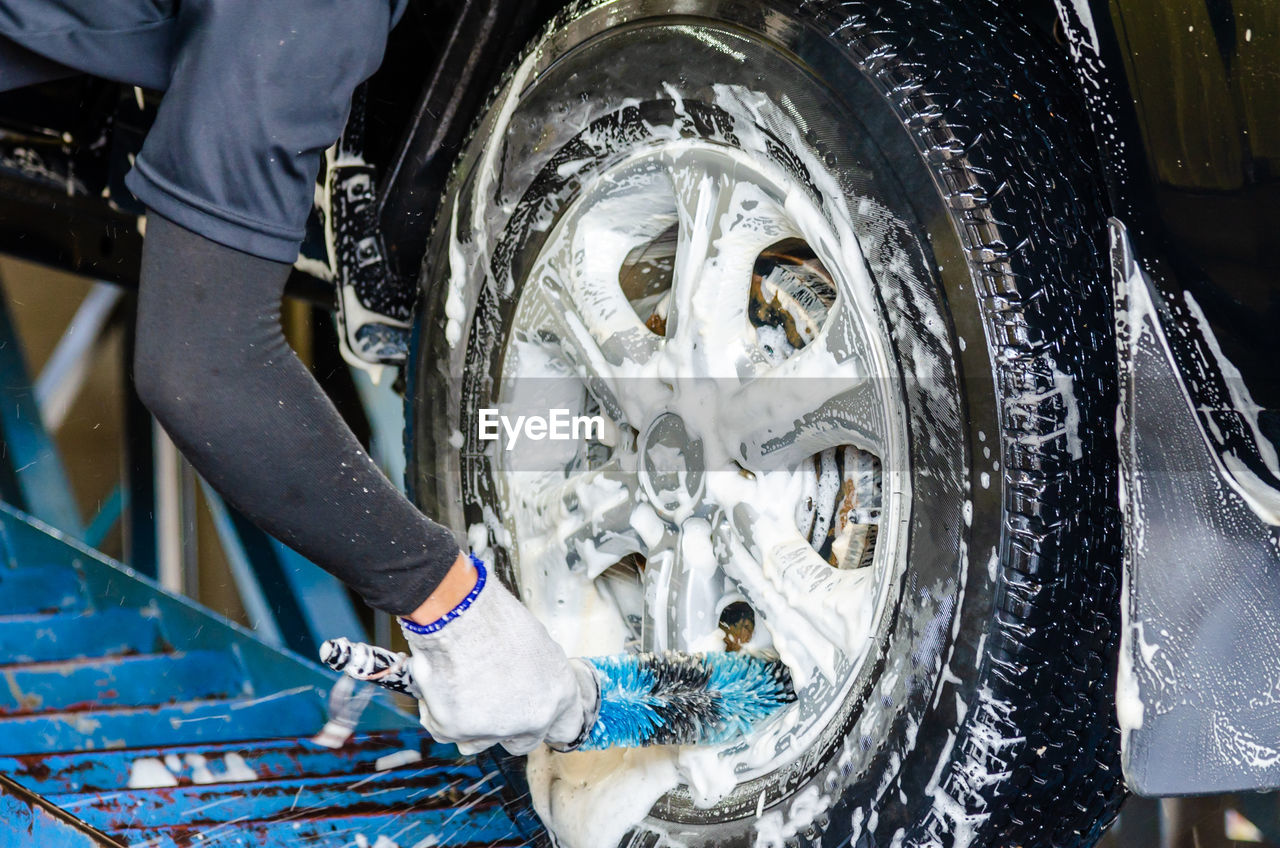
[134,213,593,753]
[404,553,477,624]
[134,213,459,614]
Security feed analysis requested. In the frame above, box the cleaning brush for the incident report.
[320,638,795,750]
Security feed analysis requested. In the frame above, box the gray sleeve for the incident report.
[126,0,397,262]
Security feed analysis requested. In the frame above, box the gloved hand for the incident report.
[396,555,598,755]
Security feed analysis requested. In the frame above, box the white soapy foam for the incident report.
[677,745,740,808]
[185,753,215,785]
[630,502,666,550]
[754,785,830,847]
[441,47,545,349]
[444,197,471,348]
[1007,362,1082,462]
[1182,292,1280,524]
[358,836,403,848]
[1221,454,1280,524]
[222,752,257,782]
[1115,574,1144,738]
[376,749,424,771]
[1051,0,1102,73]
[466,522,491,561]
[293,254,335,284]
[1068,0,1101,53]
[1052,365,1083,461]
[527,746,681,848]
[923,685,1020,848]
[127,758,178,789]
[922,739,972,844]
[1210,712,1280,770]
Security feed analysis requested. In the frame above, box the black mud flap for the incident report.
[1113,219,1280,795]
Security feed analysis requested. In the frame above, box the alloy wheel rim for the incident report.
[488,138,911,788]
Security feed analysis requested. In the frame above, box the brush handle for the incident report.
[320,637,422,699]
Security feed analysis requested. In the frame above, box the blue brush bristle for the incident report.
[702,652,791,740]
[578,651,795,751]
[583,655,663,750]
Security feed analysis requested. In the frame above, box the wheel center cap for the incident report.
[638,413,704,516]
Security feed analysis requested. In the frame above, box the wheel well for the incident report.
[369,0,570,285]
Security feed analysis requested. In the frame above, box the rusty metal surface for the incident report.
[0,503,540,846]
[0,772,121,847]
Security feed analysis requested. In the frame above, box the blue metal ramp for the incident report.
[0,502,540,847]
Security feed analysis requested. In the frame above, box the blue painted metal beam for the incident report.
[82,485,125,551]
[270,536,369,652]
[0,607,164,664]
[199,481,284,649]
[0,689,327,755]
[0,651,249,715]
[0,284,82,537]
[0,564,86,615]
[0,501,543,847]
[54,766,486,829]
[0,773,116,848]
[112,805,524,848]
[0,503,407,730]
[0,730,449,795]
[220,502,368,659]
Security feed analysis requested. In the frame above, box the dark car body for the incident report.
[1053,0,1280,797]
[0,0,1275,796]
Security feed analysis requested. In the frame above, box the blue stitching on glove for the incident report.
[399,554,487,635]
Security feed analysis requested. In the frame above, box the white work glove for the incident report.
[398,556,598,755]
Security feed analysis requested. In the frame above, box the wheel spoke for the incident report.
[721,303,888,470]
[669,517,727,650]
[640,547,677,653]
[710,520,838,686]
[635,515,725,652]
[664,157,795,376]
[713,503,877,684]
[523,243,664,428]
[508,460,645,579]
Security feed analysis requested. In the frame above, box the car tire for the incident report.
[406,0,1126,845]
